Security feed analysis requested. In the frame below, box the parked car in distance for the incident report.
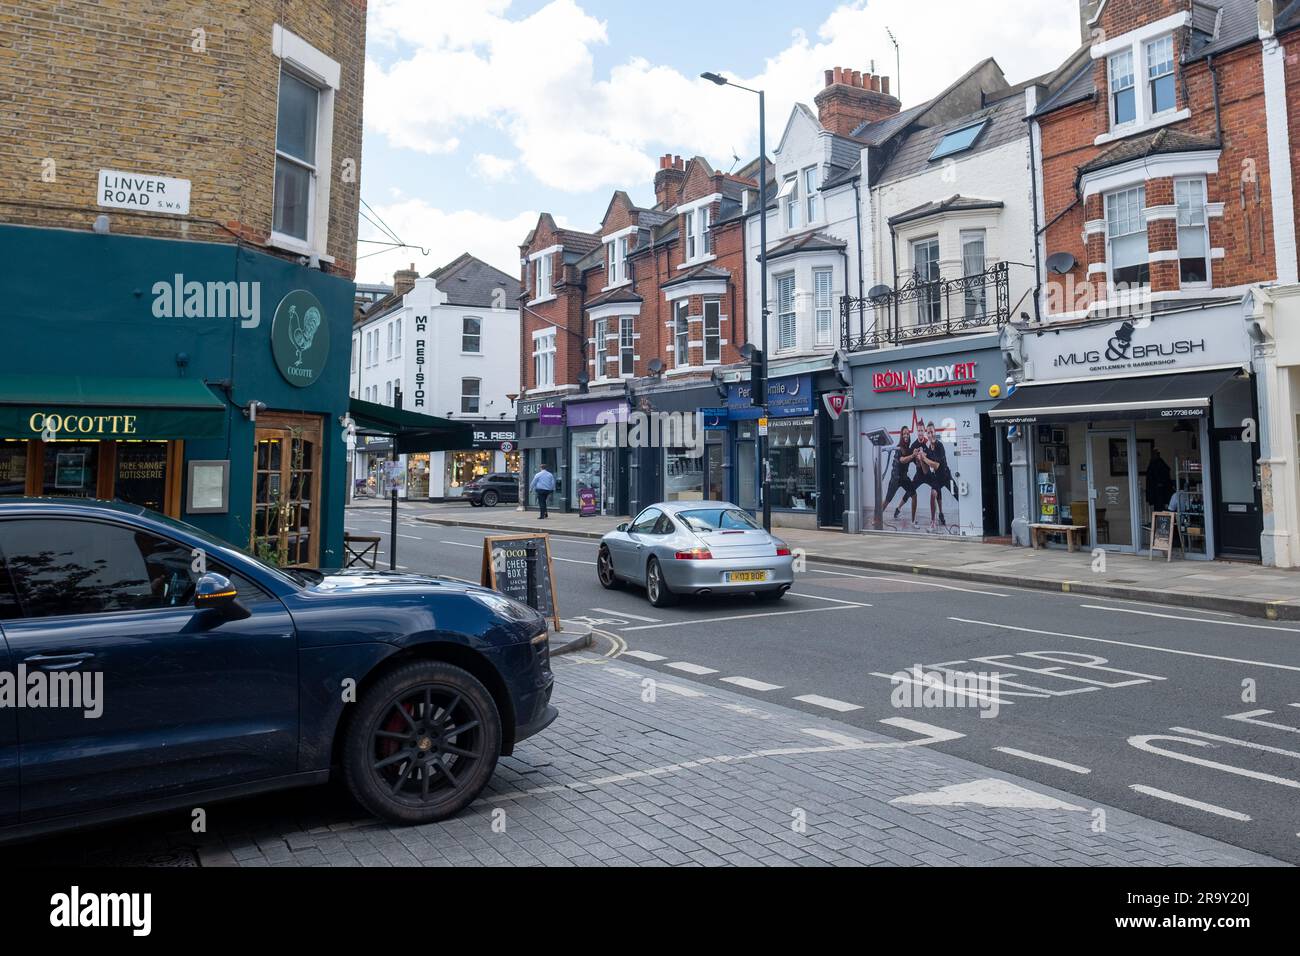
[597,501,794,607]
[0,499,556,843]
[464,473,521,508]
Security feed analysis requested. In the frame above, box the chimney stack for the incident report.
[654,153,688,209]
[1078,0,1103,44]
[393,262,419,298]
[814,65,902,139]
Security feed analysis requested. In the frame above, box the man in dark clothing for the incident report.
[1145,448,1174,513]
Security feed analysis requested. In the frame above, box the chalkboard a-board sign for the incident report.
[481,534,560,631]
[1149,511,1176,561]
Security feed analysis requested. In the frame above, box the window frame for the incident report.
[533,330,556,389]
[1105,184,1150,291]
[619,316,635,377]
[1108,48,1137,128]
[1174,176,1211,287]
[1145,34,1176,117]
[462,316,482,354]
[673,301,690,367]
[804,166,819,223]
[460,377,482,414]
[782,175,800,231]
[812,268,833,346]
[593,317,609,379]
[703,300,722,364]
[776,273,797,351]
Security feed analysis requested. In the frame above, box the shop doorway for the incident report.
[1085,430,1138,550]
[735,423,757,511]
[1211,427,1262,559]
[252,414,322,568]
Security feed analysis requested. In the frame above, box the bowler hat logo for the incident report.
[271,290,331,388]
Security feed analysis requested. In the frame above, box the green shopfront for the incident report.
[0,224,354,568]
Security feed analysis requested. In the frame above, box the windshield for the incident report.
[677,508,761,532]
[150,511,304,588]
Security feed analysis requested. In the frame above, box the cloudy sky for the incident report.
[357,0,1083,284]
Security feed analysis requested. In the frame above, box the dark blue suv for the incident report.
[0,499,556,841]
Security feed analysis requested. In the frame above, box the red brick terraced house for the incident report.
[995,0,1291,564]
[516,156,757,516]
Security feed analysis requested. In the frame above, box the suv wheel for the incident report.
[343,661,501,824]
[645,557,678,607]
[482,490,499,508]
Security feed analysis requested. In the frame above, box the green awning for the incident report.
[0,374,226,440]
[348,398,474,453]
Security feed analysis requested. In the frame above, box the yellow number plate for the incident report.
[727,571,769,583]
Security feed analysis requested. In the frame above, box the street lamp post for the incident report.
[702,71,771,531]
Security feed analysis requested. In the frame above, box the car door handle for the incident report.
[23,652,95,671]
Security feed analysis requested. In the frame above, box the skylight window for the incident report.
[929,121,988,162]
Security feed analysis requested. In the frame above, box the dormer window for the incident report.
[1146,35,1175,115]
[1108,50,1136,126]
[535,254,553,299]
[804,167,819,222]
[780,175,799,230]
[685,206,712,261]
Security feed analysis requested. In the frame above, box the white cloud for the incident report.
[472,153,518,182]
[355,200,564,286]
[365,0,1081,192]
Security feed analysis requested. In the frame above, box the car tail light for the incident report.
[775,546,792,557]
[675,548,712,560]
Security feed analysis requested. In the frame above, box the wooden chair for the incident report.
[344,532,381,569]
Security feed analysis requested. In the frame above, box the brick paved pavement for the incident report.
[6,650,1283,867]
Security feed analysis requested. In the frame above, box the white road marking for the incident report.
[656,681,705,698]
[1128,785,1252,822]
[950,617,1300,673]
[871,668,1019,706]
[1080,604,1300,633]
[801,728,865,747]
[892,779,1086,811]
[666,662,718,675]
[591,607,660,623]
[720,676,783,691]
[878,716,965,743]
[1128,733,1300,789]
[398,534,422,540]
[621,650,667,662]
[1225,709,1300,734]
[789,591,872,607]
[552,556,596,565]
[622,604,862,631]
[793,694,862,713]
[809,567,1008,598]
[440,540,480,549]
[1171,725,1300,759]
[994,747,1091,774]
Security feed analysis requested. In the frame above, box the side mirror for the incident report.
[194,572,250,620]
[616,522,630,533]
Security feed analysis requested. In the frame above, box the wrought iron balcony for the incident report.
[840,261,1010,352]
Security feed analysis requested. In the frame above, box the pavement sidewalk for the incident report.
[389,500,1300,622]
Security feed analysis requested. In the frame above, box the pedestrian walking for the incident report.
[530,464,556,519]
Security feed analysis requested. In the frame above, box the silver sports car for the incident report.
[597,501,795,607]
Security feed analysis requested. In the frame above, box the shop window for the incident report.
[42,443,99,498]
[777,274,797,350]
[665,447,705,501]
[767,417,816,510]
[813,269,833,346]
[113,442,169,513]
[1106,186,1149,289]
[461,378,481,414]
[619,317,635,376]
[1175,178,1209,285]
[462,316,481,353]
[0,442,27,496]
[447,451,492,496]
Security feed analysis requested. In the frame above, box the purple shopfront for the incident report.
[564,396,630,516]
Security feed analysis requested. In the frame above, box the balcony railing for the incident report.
[840,261,1010,352]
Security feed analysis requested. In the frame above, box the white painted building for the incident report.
[350,254,522,499]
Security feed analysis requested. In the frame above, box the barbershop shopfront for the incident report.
[0,224,354,568]
[994,305,1260,560]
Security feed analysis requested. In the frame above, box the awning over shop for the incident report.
[0,374,226,440]
[988,368,1244,425]
[348,399,474,453]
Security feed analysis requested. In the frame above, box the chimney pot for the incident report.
[881,76,891,95]
[824,69,834,87]
[870,74,881,92]
[851,70,862,87]
[833,66,843,85]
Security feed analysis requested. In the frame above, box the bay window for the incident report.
[674,301,690,367]
[619,317,635,376]
[1106,185,1149,289]
[594,318,608,378]
[703,301,722,363]
[777,274,796,350]
[1175,178,1209,285]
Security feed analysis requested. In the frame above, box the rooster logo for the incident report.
[289,305,322,366]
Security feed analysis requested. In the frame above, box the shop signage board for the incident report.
[539,405,565,426]
[471,426,518,450]
[270,289,331,388]
[480,534,560,631]
[1017,308,1251,383]
[578,487,598,516]
[1150,511,1176,561]
[725,374,813,419]
[852,346,1003,412]
[98,169,191,215]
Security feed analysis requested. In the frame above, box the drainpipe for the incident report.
[851,176,866,330]
[1027,115,1045,324]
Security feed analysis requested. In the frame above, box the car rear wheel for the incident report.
[482,490,499,507]
[343,661,501,825]
[597,545,622,589]
[645,557,678,607]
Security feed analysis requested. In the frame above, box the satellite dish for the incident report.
[576,371,590,386]
[1046,251,1076,275]
[647,358,665,376]
[739,342,759,361]
[867,284,893,301]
